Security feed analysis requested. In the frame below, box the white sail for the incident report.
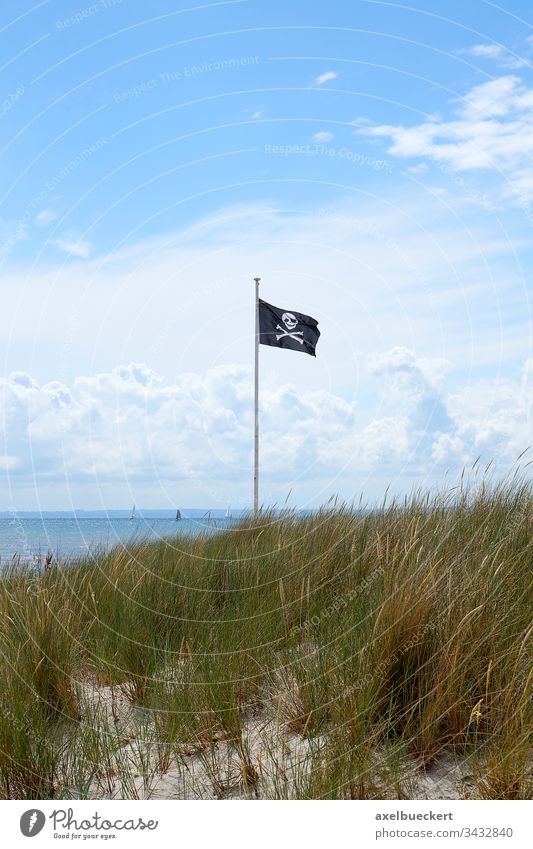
[225,504,232,519]
[130,504,136,520]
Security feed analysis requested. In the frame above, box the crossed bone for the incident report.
[276,324,304,344]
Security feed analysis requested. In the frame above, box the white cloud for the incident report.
[2,199,527,387]
[312,131,334,142]
[314,70,337,86]
[458,75,524,119]
[2,351,533,506]
[0,362,354,500]
[356,75,533,199]
[55,237,94,258]
[464,44,505,60]
[1,196,530,505]
[35,209,57,226]
[461,43,530,70]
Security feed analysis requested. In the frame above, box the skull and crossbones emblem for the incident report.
[276,312,304,344]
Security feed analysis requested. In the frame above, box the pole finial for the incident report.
[254,276,261,283]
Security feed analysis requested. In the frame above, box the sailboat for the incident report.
[175,509,181,521]
[225,505,232,520]
[129,504,136,520]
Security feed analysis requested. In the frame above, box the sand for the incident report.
[72,680,478,800]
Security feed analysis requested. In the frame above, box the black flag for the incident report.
[258,299,320,357]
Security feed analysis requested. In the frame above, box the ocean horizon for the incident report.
[0,512,244,562]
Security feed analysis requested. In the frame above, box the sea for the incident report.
[0,511,241,564]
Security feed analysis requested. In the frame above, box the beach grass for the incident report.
[0,475,531,799]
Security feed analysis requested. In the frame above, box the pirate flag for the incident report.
[258,299,320,356]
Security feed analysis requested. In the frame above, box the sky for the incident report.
[1,0,533,510]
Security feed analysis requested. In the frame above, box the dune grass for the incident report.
[0,476,531,799]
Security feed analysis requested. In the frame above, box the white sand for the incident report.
[73,680,478,800]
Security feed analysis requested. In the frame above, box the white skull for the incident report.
[282,312,298,331]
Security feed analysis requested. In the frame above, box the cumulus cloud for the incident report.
[0,363,353,487]
[323,348,533,479]
[1,194,530,505]
[464,44,505,60]
[313,131,334,142]
[314,70,337,86]
[356,75,533,200]
[2,353,532,505]
[460,43,530,70]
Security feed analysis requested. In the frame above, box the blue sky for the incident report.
[2,0,533,510]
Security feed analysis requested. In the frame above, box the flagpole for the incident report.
[253,276,260,514]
